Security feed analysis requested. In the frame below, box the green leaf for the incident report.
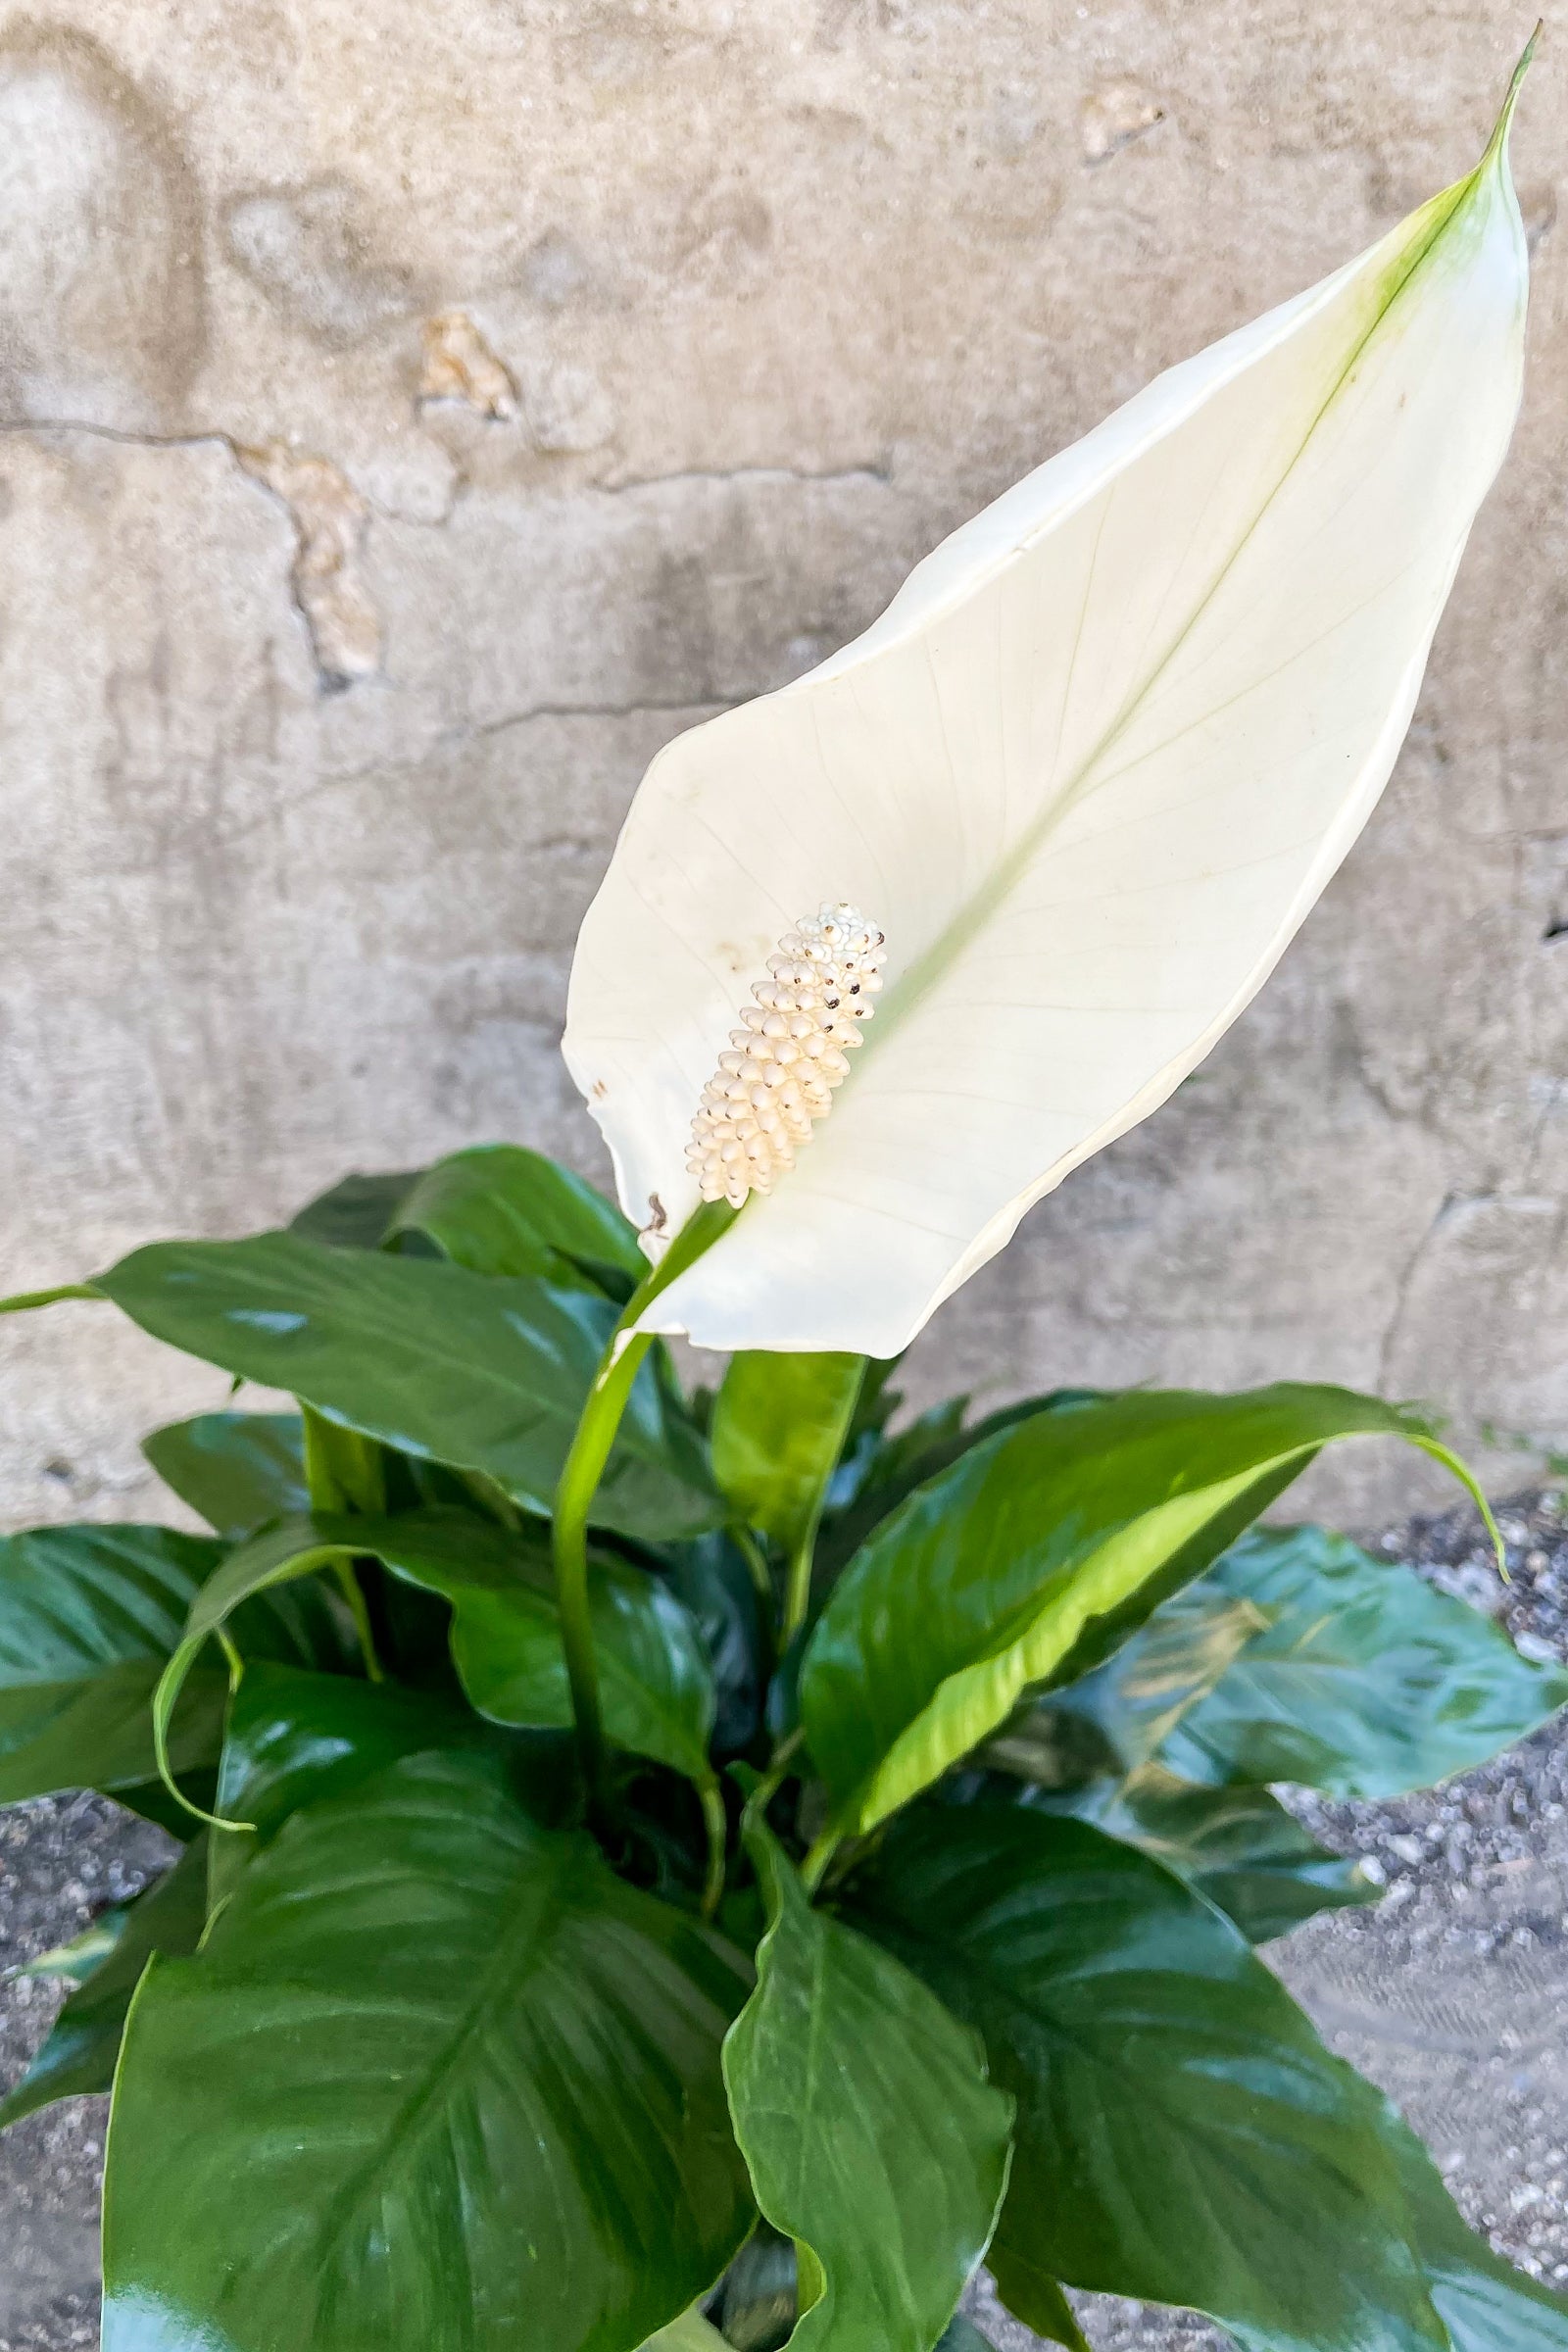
[359,1509,717,1787]
[103,1751,755,2352]
[1159,1527,1568,1799]
[208,1659,529,1910]
[851,1806,1446,2352]
[639,2315,735,2352]
[662,1535,770,1758]
[0,1524,332,1805]
[96,1231,721,1541]
[819,1393,1097,1582]
[392,1144,646,1293]
[1389,2108,1568,2350]
[800,1387,1489,1839]
[288,1167,425,1250]
[216,1660,505,1848]
[14,1910,134,1991]
[721,1820,1012,2352]
[0,1838,208,2129]
[1056,1766,1378,1943]
[711,1352,866,1558]
[142,1412,310,1540]
[1006,1583,1265,1779]
[149,1516,372,1820]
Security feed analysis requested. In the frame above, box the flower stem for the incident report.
[781,1531,817,1646]
[699,1779,728,1919]
[730,1524,774,1603]
[551,1199,740,1805]
[552,1329,655,1800]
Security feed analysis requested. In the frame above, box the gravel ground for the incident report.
[2,1494,1566,2350]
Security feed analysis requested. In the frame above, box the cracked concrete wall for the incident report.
[1,0,1564,1529]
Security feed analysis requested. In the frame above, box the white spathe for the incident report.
[563,92,1530,1358]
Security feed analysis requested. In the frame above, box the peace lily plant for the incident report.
[4,44,1567,2352]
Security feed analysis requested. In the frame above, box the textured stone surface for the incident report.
[1,2,1565,1526]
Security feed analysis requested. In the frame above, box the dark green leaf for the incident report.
[819,1392,1099,1578]
[662,1535,770,1757]
[0,1838,208,2129]
[851,1806,1446,2352]
[359,1509,716,1786]
[288,1167,424,1250]
[208,1658,531,1909]
[722,1820,1012,2352]
[104,1751,755,2352]
[97,1232,721,1541]
[1009,1584,1265,1779]
[113,1775,218,1841]
[0,1524,333,1805]
[1389,2108,1568,2349]
[392,1144,646,1293]
[1160,1528,1568,1799]
[710,1353,865,1557]
[142,1411,310,1540]
[1052,1766,1378,1943]
[801,1388,1487,1839]
[217,1660,502,1847]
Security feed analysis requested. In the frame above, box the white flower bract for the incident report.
[563,85,1531,1357]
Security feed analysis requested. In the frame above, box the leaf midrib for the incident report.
[304,1821,583,2276]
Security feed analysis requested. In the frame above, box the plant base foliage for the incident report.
[2,1145,1565,2352]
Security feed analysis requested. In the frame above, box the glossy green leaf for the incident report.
[96,1231,721,1540]
[216,1660,503,1848]
[0,1838,208,2129]
[0,1524,330,1805]
[722,1821,1012,2352]
[358,1509,716,1786]
[1012,1583,1265,1778]
[819,1393,1097,1582]
[662,1534,770,1758]
[711,1352,866,1557]
[103,1751,755,2352]
[801,1388,1487,1838]
[852,1806,1447,2352]
[142,1412,309,1540]
[288,1167,424,1250]
[393,1143,646,1292]
[150,1516,372,1817]
[1054,1766,1377,1943]
[1389,2108,1568,2350]
[1159,1527,1568,1799]
[208,1659,514,1908]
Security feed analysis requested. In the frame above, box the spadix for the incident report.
[564,75,1531,1357]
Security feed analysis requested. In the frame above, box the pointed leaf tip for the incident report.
[1484,24,1541,170]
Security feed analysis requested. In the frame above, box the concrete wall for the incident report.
[1,0,1563,1529]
